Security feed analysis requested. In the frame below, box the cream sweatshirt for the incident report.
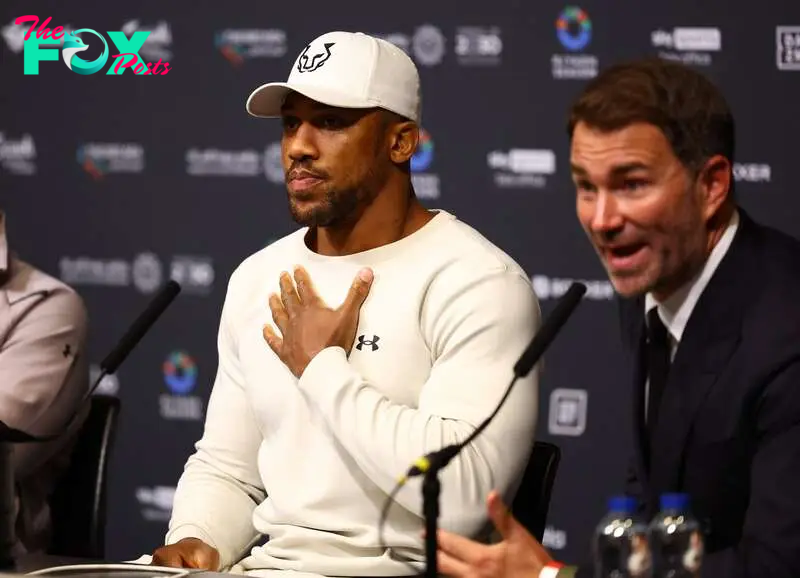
[165,210,541,577]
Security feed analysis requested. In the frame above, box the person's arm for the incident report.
[696,358,800,578]
[296,268,540,536]
[165,276,266,569]
[0,286,88,478]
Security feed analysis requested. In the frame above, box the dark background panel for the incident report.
[1,0,798,564]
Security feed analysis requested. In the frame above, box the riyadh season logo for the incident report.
[552,6,598,79]
[14,15,171,75]
[161,350,203,421]
[410,128,440,199]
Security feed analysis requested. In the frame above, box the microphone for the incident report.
[0,280,182,443]
[376,281,587,578]
[0,279,181,568]
[408,281,587,478]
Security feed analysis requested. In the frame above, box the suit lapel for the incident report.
[649,212,761,494]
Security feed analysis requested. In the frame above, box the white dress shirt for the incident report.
[644,210,740,420]
[540,209,741,578]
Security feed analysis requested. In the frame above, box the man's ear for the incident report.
[698,154,732,222]
[388,122,419,165]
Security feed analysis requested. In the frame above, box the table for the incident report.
[6,554,231,578]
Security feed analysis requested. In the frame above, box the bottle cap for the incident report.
[608,495,637,514]
[660,493,690,510]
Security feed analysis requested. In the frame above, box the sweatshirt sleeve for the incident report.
[296,268,541,537]
[166,278,266,569]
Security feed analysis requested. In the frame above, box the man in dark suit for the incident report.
[433,58,800,578]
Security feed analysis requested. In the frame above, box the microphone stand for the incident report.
[0,280,181,571]
[423,467,441,578]
[411,444,459,578]
[401,282,587,578]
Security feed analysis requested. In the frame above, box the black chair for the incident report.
[47,394,121,559]
[511,440,561,542]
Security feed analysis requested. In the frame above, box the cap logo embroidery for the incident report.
[297,42,335,73]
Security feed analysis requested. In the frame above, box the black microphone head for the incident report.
[565,281,587,300]
[100,280,181,374]
[513,281,587,377]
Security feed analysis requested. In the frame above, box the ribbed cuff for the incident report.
[165,524,218,549]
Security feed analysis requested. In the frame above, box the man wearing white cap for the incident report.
[151,31,541,577]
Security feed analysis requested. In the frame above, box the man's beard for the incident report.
[288,185,363,228]
[287,163,386,228]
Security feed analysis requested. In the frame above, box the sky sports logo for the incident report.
[488,148,555,189]
[651,26,721,67]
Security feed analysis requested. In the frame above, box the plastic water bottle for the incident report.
[648,493,704,577]
[592,495,652,578]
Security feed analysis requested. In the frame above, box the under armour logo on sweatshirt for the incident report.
[356,335,380,351]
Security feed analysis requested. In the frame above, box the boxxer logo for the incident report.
[15,15,172,75]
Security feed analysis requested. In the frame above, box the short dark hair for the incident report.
[567,58,735,175]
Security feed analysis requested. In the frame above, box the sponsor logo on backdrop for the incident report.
[412,25,445,66]
[734,162,771,183]
[0,131,36,175]
[77,142,145,179]
[13,15,171,75]
[455,26,502,65]
[264,143,284,183]
[136,485,175,522]
[161,350,203,421]
[131,252,162,293]
[186,147,260,177]
[215,29,287,66]
[651,27,721,66]
[533,275,614,301]
[121,20,172,61]
[59,253,214,295]
[410,128,440,199]
[548,388,588,437]
[372,32,410,54]
[185,144,285,182]
[552,6,598,79]
[170,256,215,295]
[488,149,555,189]
[89,364,120,396]
[543,526,568,550]
[777,27,800,71]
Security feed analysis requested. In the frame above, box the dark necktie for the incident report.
[646,308,671,436]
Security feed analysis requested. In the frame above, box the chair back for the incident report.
[511,440,561,542]
[48,394,120,559]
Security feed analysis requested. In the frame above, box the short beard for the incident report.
[288,185,363,228]
[287,161,386,228]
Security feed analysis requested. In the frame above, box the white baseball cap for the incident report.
[245,31,421,123]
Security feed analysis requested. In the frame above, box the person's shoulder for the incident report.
[735,217,800,350]
[422,213,538,315]
[430,211,531,282]
[3,257,88,328]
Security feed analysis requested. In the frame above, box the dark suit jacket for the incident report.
[574,209,800,578]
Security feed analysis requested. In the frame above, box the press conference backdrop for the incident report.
[1,0,798,564]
